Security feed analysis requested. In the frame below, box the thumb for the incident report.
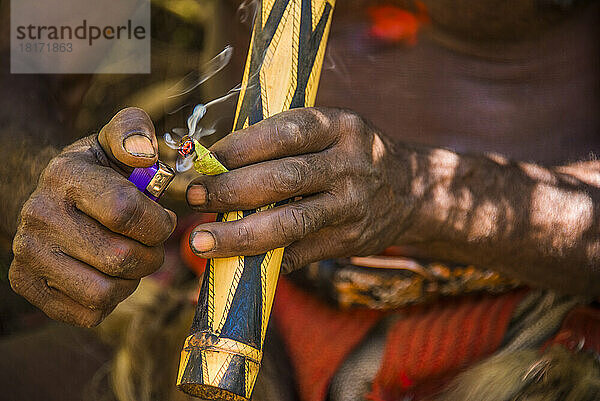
[98,107,158,169]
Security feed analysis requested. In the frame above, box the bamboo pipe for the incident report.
[176,1,336,400]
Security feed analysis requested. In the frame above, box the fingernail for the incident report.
[188,185,207,205]
[191,231,215,253]
[124,134,155,157]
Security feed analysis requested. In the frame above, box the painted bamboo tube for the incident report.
[176,1,336,400]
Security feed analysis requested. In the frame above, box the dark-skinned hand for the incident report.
[9,108,177,327]
[187,107,410,273]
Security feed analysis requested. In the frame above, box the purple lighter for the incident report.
[128,161,175,201]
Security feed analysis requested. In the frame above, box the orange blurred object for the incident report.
[179,213,216,276]
[368,2,429,45]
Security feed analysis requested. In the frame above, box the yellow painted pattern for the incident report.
[177,345,190,384]
[262,0,277,28]
[178,1,336,399]
[260,248,283,343]
[212,256,245,335]
[306,0,333,106]
[245,359,260,397]
[260,1,298,115]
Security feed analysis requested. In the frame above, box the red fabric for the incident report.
[368,2,429,45]
[273,278,385,401]
[180,227,529,401]
[545,306,600,354]
[367,289,528,401]
[179,214,216,276]
[180,224,208,276]
[180,226,596,401]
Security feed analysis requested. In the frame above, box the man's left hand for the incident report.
[187,107,412,273]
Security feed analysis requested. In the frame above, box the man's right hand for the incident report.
[9,108,177,327]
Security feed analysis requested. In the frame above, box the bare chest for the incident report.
[315,3,600,165]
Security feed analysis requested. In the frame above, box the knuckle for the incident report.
[307,107,333,128]
[11,232,27,259]
[237,223,255,247]
[222,141,247,168]
[11,231,37,261]
[105,187,139,231]
[10,267,47,307]
[19,195,45,224]
[281,248,302,274]
[87,279,136,313]
[79,309,105,328]
[347,194,364,216]
[279,206,311,241]
[336,109,364,133]
[40,156,69,184]
[104,242,163,278]
[30,286,52,311]
[19,195,65,234]
[344,224,364,244]
[214,180,240,207]
[341,180,367,217]
[120,107,153,127]
[8,263,28,295]
[348,197,364,216]
[305,107,337,142]
[277,118,304,148]
[272,160,307,194]
[87,281,115,311]
[104,242,136,276]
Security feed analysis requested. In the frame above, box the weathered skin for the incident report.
[3,1,600,326]
[7,108,176,327]
[187,107,600,295]
[186,1,600,295]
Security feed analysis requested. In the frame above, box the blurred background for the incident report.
[0,1,247,400]
[1,0,598,400]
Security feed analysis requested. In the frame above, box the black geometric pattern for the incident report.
[220,254,265,349]
[218,354,246,397]
[180,1,336,399]
[290,0,332,108]
[180,347,203,384]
